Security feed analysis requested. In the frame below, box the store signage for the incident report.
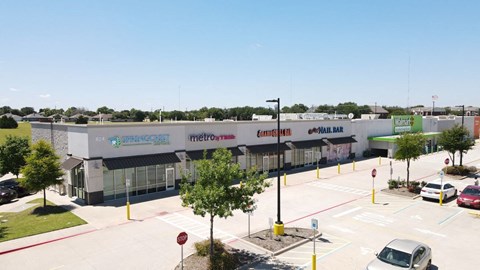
[308,126,344,135]
[108,134,170,148]
[392,115,422,134]
[257,128,292,138]
[189,133,235,142]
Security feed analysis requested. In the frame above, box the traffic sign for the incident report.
[371,169,377,178]
[311,218,318,230]
[439,171,445,178]
[177,232,188,245]
[444,158,450,165]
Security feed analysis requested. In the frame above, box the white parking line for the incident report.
[353,212,394,227]
[307,182,370,196]
[333,206,363,218]
[414,228,447,238]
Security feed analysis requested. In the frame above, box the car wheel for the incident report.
[454,190,457,197]
[426,259,431,270]
[444,193,448,201]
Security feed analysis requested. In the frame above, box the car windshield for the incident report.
[462,188,480,196]
[425,183,441,189]
[378,247,411,268]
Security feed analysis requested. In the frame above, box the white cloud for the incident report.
[250,43,263,50]
[9,87,19,92]
[39,94,51,98]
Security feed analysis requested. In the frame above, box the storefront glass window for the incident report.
[103,167,114,201]
[136,166,147,195]
[114,169,126,199]
[125,167,136,196]
[147,165,156,193]
[156,164,166,191]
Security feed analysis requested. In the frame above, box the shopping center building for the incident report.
[30,115,477,205]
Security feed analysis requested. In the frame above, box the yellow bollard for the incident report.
[284,173,286,186]
[379,156,381,165]
[127,201,131,220]
[312,254,316,270]
[439,191,443,206]
[353,160,356,171]
[372,189,375,204]
[337,163,340,174]
[316,166,319,179]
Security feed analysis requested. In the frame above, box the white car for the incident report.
[365,239,432,270]
[420,180,457,201]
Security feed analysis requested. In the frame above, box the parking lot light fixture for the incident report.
[266,98,283,236]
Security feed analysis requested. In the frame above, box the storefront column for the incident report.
[84,159,104,205]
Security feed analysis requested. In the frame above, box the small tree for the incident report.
[394,133,426,187]
[438,124,475,166]
[0,135,31,177]
[75,115,89,124]
[20,140,64,207]
[180,148,269,265]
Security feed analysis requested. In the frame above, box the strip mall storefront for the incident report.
[31,116,472,205]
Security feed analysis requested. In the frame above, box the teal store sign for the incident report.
[108,134,170,148]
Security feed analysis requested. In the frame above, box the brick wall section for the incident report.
[31,123,69,162]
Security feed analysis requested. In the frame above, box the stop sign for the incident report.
[444,158,450,165]
[177,232,188,245]
[371,168,377,178]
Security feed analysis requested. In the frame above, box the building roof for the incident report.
[368,105,388,114]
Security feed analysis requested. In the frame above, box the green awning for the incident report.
[368,132,441,143]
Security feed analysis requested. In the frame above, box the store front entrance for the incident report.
[166,167,175,190]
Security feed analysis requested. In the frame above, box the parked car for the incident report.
[457,185,480,209]
[0,178,30,197]
[365,239,432,270]
[420,180,457,201]
[0,187,18,204]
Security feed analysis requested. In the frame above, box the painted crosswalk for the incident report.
[353,212,394,227]
[276,232,351,268]
[157,212,237,243]
[306,182,371,196]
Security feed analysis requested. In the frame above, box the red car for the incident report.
[457,185,480,209]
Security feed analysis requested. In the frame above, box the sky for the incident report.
[1,0,479,112]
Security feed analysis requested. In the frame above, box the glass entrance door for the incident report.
[166,168,175,190]
[72,167,85,200]
[262,155,269,173]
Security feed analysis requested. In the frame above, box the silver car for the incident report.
[365,239,432,270]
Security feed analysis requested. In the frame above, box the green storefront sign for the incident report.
[392,115,423,134]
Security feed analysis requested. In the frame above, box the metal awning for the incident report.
[246,143,291,154]
[291,139,327,149]
[186,147,244,160]
[103,153,180,170]
[326,137,357,145]
[61,157,83,170]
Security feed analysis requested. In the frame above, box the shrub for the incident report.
[388,179,399,189]
[468,166,477,173]
[446,166,471,176]
[194,239,238,270]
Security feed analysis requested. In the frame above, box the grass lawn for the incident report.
[0,122,31,144]
[0,198,87,242]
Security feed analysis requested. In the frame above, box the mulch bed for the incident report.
[381,186,418,198]
[175,227,313,270]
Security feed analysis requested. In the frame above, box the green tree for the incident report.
[0,116,18,128]
[0,135,30,177]
[20,140,64,207]
[75,115,89,124]
[20,107,35,116]
[179,148,270,264]
[96,106,114,114]
[394,133,426,186]
[438,124,475,166]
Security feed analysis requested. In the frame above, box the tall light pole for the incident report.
[266,98,283,236]
[456,105,465,166]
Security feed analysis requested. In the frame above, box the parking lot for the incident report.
[1,143,480,269]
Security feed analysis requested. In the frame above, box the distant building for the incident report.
[23,113,50,122]
[411,106,447,116]
[449,106,479,116]
[91,114,113,121]
[367,105,389,119]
